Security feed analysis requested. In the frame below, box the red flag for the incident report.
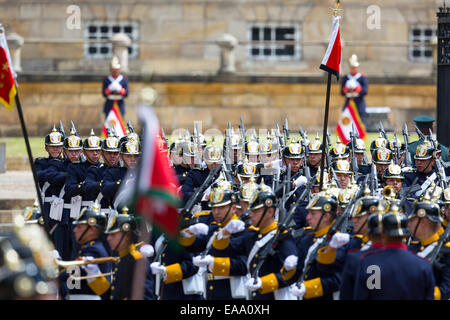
[102,101,126,138]
[320,15,341,79]
[133,106,182,238]
[336,99,366,144]
[0,27,16,111]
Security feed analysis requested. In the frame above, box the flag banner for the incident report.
[319,15,341,79]
[116,105,182,240]
[336,98,367,144]
[102,101,126,138]
[0,26,16,111]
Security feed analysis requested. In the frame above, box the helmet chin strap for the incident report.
[114,232,128,253]
[77,225,91,243]
[354,216,368,235]
[255,207,270,229]
[219,205,233,225]
[314,212,326,233]
[412,218,422,239]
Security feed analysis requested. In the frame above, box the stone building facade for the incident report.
[0,0,442,136]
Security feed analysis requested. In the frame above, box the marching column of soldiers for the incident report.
[0,114,449,300]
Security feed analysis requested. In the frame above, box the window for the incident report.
[247,23,301,61]
[409,26,436,62]
[84,21,139,59]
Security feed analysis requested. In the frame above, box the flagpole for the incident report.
[14,91,51,236]
[319,73,332,191]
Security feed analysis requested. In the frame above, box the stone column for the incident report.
[216,33,238,74]
[6,33,24,73]
[110,33,131,73]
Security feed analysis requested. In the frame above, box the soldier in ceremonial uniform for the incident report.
[404,143,439,189]
[102,56,129,117]
[35,125,64,192]
[45,127,83,261]
[306,135,323,178]
[83,130,121,214]
[408,115,449,163]
[106,208,155,300]
[371,147,393,182]
[348,138,371,175]
[235,178,259,219]
[62,204,112,300]
[102,139,141,209]
[331,160,353,189]
[244,138,260,164]
[329,139,350,163]
[382,163,404,197]
[370,133,388,155]
[191,182,249,300]
[407,194,450,300]
[290,191,349,300]
[353,208,436,300]
[181,143,222,207]
[339,210,385,300]
[341,54,369,124]
[35,126,65,222]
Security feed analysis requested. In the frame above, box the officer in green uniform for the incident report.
[408,115,449,164]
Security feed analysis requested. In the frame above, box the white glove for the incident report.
[223,219,246,234]
[245,277,262,291]
[289,282,306,298]
[139,244,154,258]
[192,255,214,270]
[283,255,298,271]
[51,249,61,260]
[293,176,307,188]
[188,223,209,236]
[82,263,101,283]
[150,262,167,279]
[329,232,350,249]
[108,83,115,91]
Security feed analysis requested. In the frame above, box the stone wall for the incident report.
[0,0,440,77]
[0,73,435,137]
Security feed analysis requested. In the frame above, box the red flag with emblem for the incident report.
[102,100,126,138]
[336,98,367,144]
[133,106,182,238]
[0,26,16,111]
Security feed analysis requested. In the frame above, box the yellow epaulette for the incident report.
[193,211,211,218]
[445,242,450,248]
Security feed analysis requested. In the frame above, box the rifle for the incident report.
[295,177,366,288]
[414,124,427,142]
[298,125,311,181]
[239,116,246,151]
[250,175,314,285]
[59,120,66,138]
[275,123,284,150]
[370,163,379,196]
[283,118,290,146]
[153,235,169,300]
[379,121,388,140]
[222,124,236,190]
[402,123,413,167]
[392,133,401,166]
[193,122,202,168]
[127,119,135,133]
[428,128,448,189]
[180,166,220,228]
[350,124,360,180]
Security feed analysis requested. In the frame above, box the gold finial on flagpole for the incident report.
[329,0,344,17]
